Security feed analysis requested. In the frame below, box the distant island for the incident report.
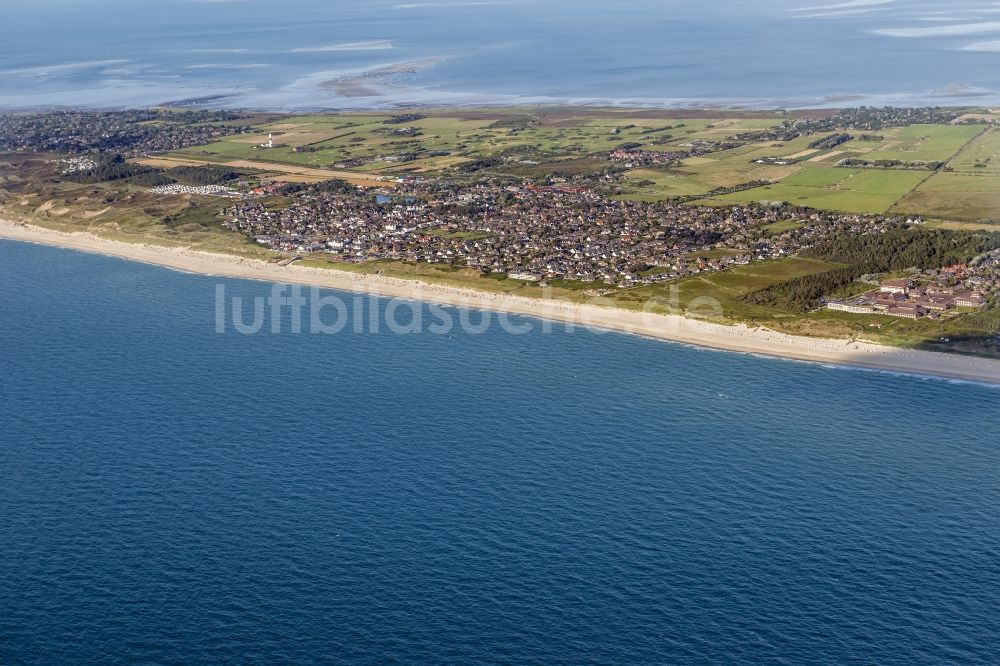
[1,105,999,365]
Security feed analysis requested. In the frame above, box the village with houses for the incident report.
[222,178,911,289]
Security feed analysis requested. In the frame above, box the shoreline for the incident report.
[3,218,1000,386]
[7,93,1000,114]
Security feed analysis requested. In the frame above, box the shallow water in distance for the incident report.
[3,0,1000,109]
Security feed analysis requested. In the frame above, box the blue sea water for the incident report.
[3,0,1000,110]
[2,239,1000,664]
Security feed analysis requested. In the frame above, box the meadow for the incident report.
[859,124,984,162]
[891,128,1000,224]
[707,167,929,214]
[892,172,1000,225]
[947,127,1000,176]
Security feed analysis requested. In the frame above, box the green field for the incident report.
[860,124,983,162]
[888,128,1000,223]
[948,128,1000,175]
[619,168,714,199]
[707,166,928,213]
[892,172,1000,223]
[616,134,844,201]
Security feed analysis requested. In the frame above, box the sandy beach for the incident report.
[3,218,1000,385]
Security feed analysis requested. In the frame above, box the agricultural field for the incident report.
[892,172,1000,224]
[890,128,1000,223]
[858,124,984,162]
[705,166,929,214]
[948,128,1000,175]
[618,168,711,199]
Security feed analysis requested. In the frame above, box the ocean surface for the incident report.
[3,0,1000,110]
[3,239,1000,663]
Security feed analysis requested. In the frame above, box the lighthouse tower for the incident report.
[267,133,273,149]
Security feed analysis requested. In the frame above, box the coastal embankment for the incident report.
[3,218,999,385]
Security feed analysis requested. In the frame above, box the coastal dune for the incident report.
[3,219,999,385]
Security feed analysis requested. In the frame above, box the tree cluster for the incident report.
[741,229,1000,311]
